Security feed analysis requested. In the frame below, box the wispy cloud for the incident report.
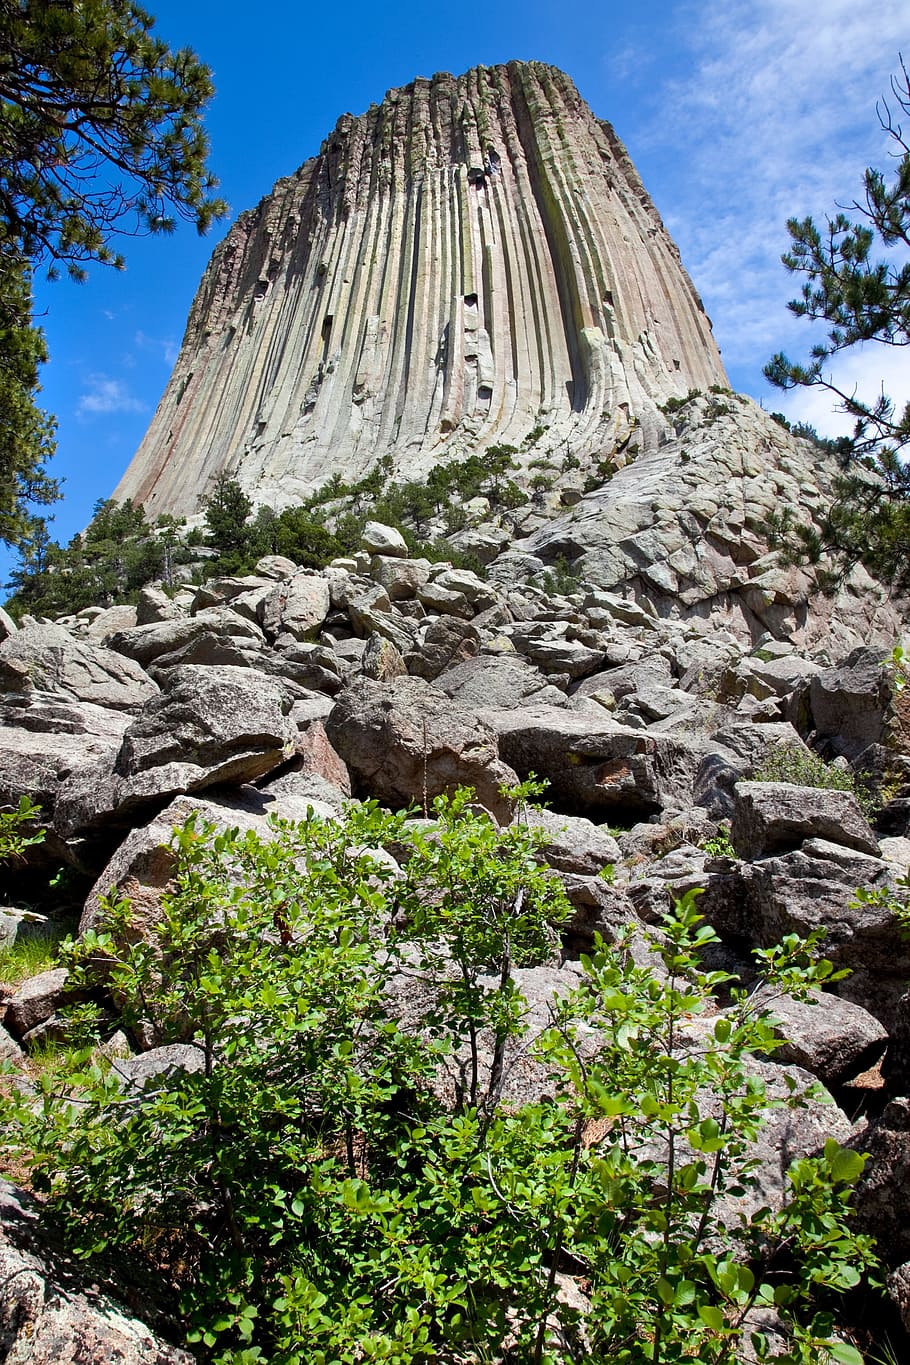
[76,375,148,418]
[135,330,179,367]
[624,0,909,430]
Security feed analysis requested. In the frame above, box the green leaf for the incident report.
[825,1142,866,1185]
[655,1277,675,1306]
[698,1304,725,1332]
[825,1344,863,1365]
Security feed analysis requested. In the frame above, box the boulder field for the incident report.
[1,517,909,1357]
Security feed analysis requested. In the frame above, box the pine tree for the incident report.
[765,58,910,586]
[0,0,224,548]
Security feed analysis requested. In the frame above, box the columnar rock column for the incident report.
[114,61,727,518]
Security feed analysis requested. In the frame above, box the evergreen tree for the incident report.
[0,0,225,275]
[765,58,910,586]
[203,474,253,564]
[0,250,57,544]
[0,0,224,547]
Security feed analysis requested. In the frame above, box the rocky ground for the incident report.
[2,406,910,1357]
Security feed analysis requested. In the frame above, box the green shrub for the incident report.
[700,827,737,859]
[0,796,45,867]
[753,743,875,814]
[1,795,875,1363]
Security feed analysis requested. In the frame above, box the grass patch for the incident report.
[0,931,62,989]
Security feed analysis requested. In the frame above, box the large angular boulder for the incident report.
[435,654,566,711]
[731,781,880,859]
[797,646,908,759]
[135,585,183,625]
[362,521,408,557]
[404,615,480,680]
[525,808,621,877]
[852,1099,910,1264]
[263,640,344,695]
[4,968,76,1038]
[482,704,700,817]
[700,839,910,1029]
[110,1043,207,1091]
[85,604,139,643]
[0,624,157,712]
[116,666,295,780]
[81,785,340,935]
[260,570,331,641]
[55,667,297,835]
[370,555,431,601]
[0,701,130,815]
[751,986,888,1086]
[107,608,264,668]
[325,677,517,821]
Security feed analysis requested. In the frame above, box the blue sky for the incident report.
[15,0,909,582]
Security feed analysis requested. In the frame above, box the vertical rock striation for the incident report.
[115,62,727,518]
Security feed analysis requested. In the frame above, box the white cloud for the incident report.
[771,344,910,440]
[135,330,179,367]
[76,376,148,417]
[624,0,910,413]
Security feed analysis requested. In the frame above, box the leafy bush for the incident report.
[1,795,875,1363]
[701,827,737,859]
[754,743,861,798]
[659,388,701,415]
[0,796,45,866]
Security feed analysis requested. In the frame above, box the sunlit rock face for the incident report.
[115,61,727,518]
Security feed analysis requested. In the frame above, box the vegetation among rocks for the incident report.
[1,799,876,1364]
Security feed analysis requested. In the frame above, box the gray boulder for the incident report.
[136,585,183,625]
[852,1099,910,1263]
[85,604,138,643]
[56,667,296,835]
[483,705,700,817]
[116,666,295,781]
[325,676,517,821]
[520,636,605,679]
[107,608,265,668]
[416,580,473,618]
[264,639,344,695]
[254,553,298,580]
[362,632,408,681]
[0,701,130,815]
[370,555,431,600]
[701,839,910,1028]
[731,781,880,859]
[799,646,898,759]
[435,654,566,711]
[147,633,260,677]
[526,808,621,876]
[4,968,75,1039]
[362,521,408,557]
[260,570,331,641]
[752,986,888,1086]
[81,785,340,935]
[0,624,157,712]
[404,615,480,680]
[111,1043,207,1091]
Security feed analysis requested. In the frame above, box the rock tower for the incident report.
[115,61,727,518]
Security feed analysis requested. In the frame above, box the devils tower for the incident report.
[114,61,727,518]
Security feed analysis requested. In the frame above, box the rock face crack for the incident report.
[114,61,727,519]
